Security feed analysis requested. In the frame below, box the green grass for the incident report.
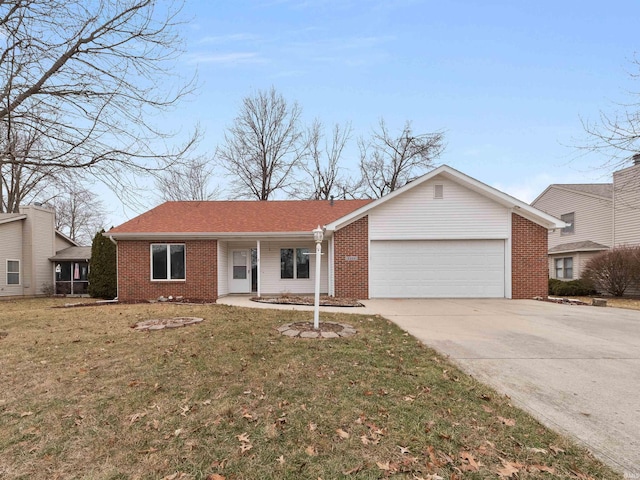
[0,298,621,479]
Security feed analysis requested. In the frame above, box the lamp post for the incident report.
[312,225,323,330]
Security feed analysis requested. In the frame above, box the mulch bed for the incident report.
[251,295,363,307]
[277,321,357,339]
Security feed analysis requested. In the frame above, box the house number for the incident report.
[345,255,358,261]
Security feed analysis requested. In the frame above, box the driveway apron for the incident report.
[361,298,640,477]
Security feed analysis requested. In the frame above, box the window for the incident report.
[561,212,574,235]
[7,260,19,285]
[434,184,444,199]
[555,257,573,279]
[280,248,310,279]
[151,244,185,280]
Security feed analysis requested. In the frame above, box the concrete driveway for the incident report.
[361,298,640,476]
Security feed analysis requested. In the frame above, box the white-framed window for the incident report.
[151,244,185,281]
[555,257,573,279]
[6,260,20,285]
[561,212,574,235]
[280,248,310,279]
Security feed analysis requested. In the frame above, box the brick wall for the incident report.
[117,240,217,302]
[334,216,369,299]
[512,213,548,299]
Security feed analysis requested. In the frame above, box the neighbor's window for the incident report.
[151,244,185,280]
[555,257,573,279]
[7,260,19,285]
[281,248,310,279]
[561,212,574,235]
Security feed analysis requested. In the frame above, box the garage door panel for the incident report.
[370,240,505,298]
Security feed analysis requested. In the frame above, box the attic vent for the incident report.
[434,184,444,199]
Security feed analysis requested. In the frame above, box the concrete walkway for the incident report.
[217,296,640,476]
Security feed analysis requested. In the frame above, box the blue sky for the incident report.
[106,0,640,224]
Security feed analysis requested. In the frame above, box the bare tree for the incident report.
[155,156,219,201]
[0,0,196,211]
[217,87,306,200]
[1,120,61,212]
[358,119,445,198]
[299,119,353,200]
[48,183,106,245]
[579,56,640,171]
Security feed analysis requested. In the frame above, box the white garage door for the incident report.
[370,240,505,298]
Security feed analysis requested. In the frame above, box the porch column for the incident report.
[256,240,261,297]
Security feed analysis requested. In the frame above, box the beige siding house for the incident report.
[532,184,612,280]
[613,163,640,246]
[532,159,640,281]
[0,205,89,297]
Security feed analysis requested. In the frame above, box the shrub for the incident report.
[583,246,640,297]
[88,229,117,299]
[548,278,597,296]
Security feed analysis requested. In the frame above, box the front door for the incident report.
[229,249,251,293]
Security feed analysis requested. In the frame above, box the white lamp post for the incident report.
[312,225,324,330]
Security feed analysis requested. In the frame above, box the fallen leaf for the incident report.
[205,474,225,480]
[496,460,524,478]
[360,435,370,445]
[129,412,147,424]
[529,464,556,474]
[482,405,493,413]
[240,443,252,453]
[460,451,480,471]
[403,395,415,402]
[305,445,317,456]
[20,411,33,417]
[276,455,285,465]
[336,428,350,439]
[308,422,317,431]
[376,461,390,471]
[202,399,212,405]
[526,447,547,454]
[497,416,516,426]
[398,445,410,454]
[174,428,182,437]
[549,445,565,455]
[237,432,250,443]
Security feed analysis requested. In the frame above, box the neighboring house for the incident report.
[107,165,564,302]
[0,204,91,297]
[532,161,640,281]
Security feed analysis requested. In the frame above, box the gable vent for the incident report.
[434,184,444,199]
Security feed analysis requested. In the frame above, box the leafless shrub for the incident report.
[583,246,640,296]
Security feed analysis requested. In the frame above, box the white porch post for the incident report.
[256,240,261,297]
[313,226,324,330]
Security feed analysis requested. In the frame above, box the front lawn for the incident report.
[0,299,620,479]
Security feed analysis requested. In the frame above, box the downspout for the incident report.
[109,236,119,300]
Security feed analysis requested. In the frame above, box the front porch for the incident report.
[217,238,331,297]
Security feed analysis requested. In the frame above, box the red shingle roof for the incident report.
[109,200,372,234]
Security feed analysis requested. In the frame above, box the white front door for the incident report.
[229,249,251,293]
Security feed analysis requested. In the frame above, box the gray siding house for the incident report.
[532,160,640,281]
[0,205,91,297]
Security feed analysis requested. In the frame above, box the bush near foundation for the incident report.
[88,229,117,299]
[583,246,640,297]
[548,278,597,297]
